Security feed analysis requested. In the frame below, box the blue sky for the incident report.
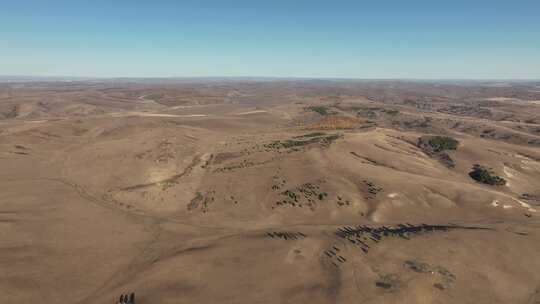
[1,0,539,78]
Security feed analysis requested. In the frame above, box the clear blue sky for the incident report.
[1,0,539,79]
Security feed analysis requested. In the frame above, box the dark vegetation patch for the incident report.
[375,281,393,289]
[375,274,401,291]
[512,125,540,135]
[143,92,164,100]
[403,260,431,273]
[5,105,19,119]
[402,98,440,110]
[293,132,327,138]
[403,260,456,290]
[449,121,540,147]
[524,117,540,124]
[187,192,203,211]
[134,139,175,163]
[264,133,341,151]
[307,106,332,116]
[214,158,274,172]
[187,191,215,213]
[417,135,459,168]
[270,177,346,212]
[438,105,492,119]
[469,164,507,186]
[401,116,433,129]
[354,107,399,119]
[273,181,328,211]
[422,136,459,152]
[519,193,540,206]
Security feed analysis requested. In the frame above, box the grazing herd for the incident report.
[115,223,490,301]
[361,180,383,200]
[324,245,349,268]
[116,293,135,304]
[334,223,490,257]
[266,231,306,240]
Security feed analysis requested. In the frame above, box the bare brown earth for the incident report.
[1,79,540,304]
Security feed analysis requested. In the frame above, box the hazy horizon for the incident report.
[2,0,539,79]
[1,75,540,82]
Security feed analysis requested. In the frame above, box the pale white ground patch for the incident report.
[390,200,406,207]
[235,110,268,115]
[520,160,540,171]
[110,112,208,118]
[514,199,537,213]
[503,166,516,178]
[486,97,540,105]
[485,97,519,102]
[285,244,312,264]
[169,105,213,110]
[490,198,536,212]
[148,168,174,184]
[138,94,159,104]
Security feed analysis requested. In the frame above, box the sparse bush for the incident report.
[294,132,326,138]
[323,134,341,144]
[417,135,459,168]
[385,109,399,116]
[158,180,176,190]
[187,192,203,210]
[308,106,330,115]
[357,109,378,119]
[144,92,164,100]
[418,135,459,153]
[266,133,342,150]
[308,116,360,130]
[427,136,459,152]
[469,165,506,186]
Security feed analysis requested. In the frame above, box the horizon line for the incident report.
[1,75,540,82]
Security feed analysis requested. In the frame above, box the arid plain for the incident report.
[1,80,540,304]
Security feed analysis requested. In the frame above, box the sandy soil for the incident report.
[1,80,540,304]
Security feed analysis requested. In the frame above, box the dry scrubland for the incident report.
[1,80,540,303]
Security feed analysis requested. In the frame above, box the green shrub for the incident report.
[428,136,459,152]
[266,133,341,149]
[418,136,459,153]
[294,132,326,138]
[158,180,176,190]
[469,165,506,186]
[308,106,330,115]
